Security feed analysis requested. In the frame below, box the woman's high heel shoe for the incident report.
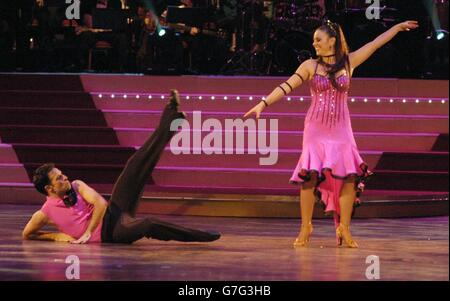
[293,223,313,247]
[336,223,359,248]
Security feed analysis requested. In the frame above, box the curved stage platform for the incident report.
[0,73,448,218]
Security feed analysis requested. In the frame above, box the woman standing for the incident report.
[244,20,418,248]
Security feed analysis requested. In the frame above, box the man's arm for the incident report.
[71,180,108,244]
[22,211,74,242]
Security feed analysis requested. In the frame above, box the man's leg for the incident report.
[104,90,221,244]
[109,90,185,216]
[111,214,221,244]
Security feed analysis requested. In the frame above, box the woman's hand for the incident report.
[397,20,419,32]
[244,101,266,119]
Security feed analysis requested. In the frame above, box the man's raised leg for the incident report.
[109,90,185,216]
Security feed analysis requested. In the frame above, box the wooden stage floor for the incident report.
[0,205,447,281]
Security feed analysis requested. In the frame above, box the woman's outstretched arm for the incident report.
[244,59,313,119]
[349,20,419,70]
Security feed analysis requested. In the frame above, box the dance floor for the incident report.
[0,204,447,281]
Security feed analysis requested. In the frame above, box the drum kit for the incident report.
[221,0,447,75]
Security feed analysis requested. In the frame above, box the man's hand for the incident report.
[26,231,75,242]
[71,231,91,244]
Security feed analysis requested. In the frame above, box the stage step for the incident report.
[134,191,449,218]
[9,144,382,170]
[0,108,107,126]
[83,74,449,97]
[3,107,447,133]
[375,152,449,171]
[0,91,95,108]
[0,125,119,145]
[0,164,31,183]
[0,144,20,164]
[114,128,440,151]
[14,163,448,192]
[93,97,449,116]
[101,110,449,133]
[0,125,439,151]
[0,182,447,218]
[432,134,449,151]
[0,74,84,91]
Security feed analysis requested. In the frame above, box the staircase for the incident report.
[0,73,448,218]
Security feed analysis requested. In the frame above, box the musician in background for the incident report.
[253,0,269,53]
[158,0,204,72]
[132,4,158,71]
[75,0,128,71]
[218,0,268,54]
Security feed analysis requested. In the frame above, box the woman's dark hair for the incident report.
[316,20,350,89]
[33,163,55,195]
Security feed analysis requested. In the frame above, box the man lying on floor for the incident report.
[22,90,221,244]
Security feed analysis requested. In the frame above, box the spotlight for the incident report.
[436,30,447,40]
[158,28,166,37]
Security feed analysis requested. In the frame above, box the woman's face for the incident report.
[313,29,336,57]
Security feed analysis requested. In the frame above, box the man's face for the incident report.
[46,168,71,196]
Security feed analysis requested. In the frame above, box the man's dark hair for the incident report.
[33,163,55,195]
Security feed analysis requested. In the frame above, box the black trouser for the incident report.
[101,99,219,244]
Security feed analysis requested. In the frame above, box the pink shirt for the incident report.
[40,189,103,243]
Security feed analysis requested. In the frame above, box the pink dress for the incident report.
[289,62,371,219]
